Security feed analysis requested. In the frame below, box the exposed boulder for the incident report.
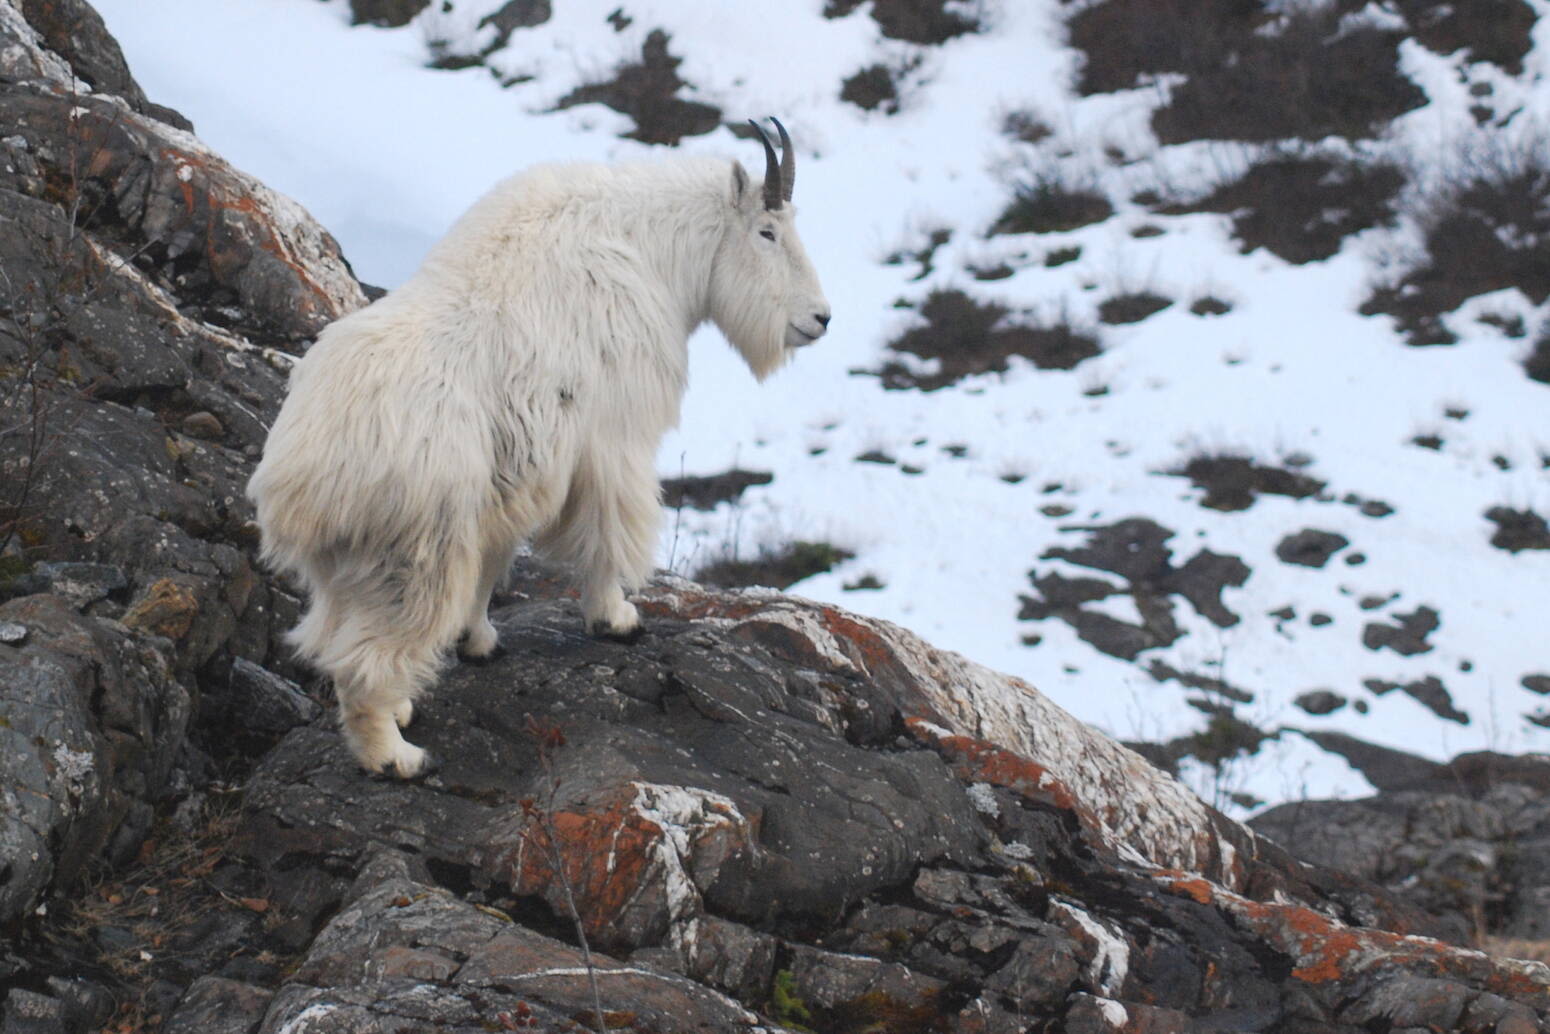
[0,593,186,930]
[223,566,1548,1032]
[3,4,1549,1032]
[1253,752,1550,946]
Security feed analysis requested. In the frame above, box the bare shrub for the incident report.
[840,64,900,114]
[1170,453,1325,512]
[1065,0,1266,95]
[1151,8,1425,143]
[555,29,720,144]
[990,167,1112,236]
[872,288,1101,390]
[1169,154,1406,264]
[1363,135,1550,347]
[1098,290,1172,325]
[824,0,983,44]
[693,539,854,590]
[1387,0,1535,74]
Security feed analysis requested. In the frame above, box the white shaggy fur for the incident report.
[248,145,829,777]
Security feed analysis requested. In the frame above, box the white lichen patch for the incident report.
[999,840,1034,861]
[51,743,95,799]
[966,781,1000,818]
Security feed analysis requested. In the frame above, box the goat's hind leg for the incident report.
[336,668,431,778]
[322,554,473,777]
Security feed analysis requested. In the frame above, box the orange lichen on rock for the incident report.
[817,605,902,673]
[904,716,1100,831]
[492,790,662,939]
[1153,869,1550,998]
[637,584,768,623]
[157,145,332,310]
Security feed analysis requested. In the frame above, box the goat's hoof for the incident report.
[368,753,440,782]
[392,699,415,729]
[363,740,433,781]
[459,641,507,665]
[460,619,501,659]
[589,619,645,643]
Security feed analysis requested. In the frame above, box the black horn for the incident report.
[748,117,784,211]
[772,117,794,203]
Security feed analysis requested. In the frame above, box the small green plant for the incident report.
[770,969,814,1031]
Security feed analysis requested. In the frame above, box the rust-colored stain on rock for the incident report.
[1154,870,1550,996]
[493,791,662,938]
[122,577,198,640]
[905,716,1096,826]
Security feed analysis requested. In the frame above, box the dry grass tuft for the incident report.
[36,790,283,1033]
[1481,935,1550,966]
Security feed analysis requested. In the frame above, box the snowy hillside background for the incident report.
[94,0,1550,815]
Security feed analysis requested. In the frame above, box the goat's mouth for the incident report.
[786,325,822,348]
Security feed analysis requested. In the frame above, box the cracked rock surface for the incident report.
[2,3,1550,1032]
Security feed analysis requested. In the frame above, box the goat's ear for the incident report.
[729,160,753,210]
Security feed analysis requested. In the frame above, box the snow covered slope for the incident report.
[94,0,1550,813]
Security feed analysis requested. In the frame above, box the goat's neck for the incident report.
[626,181,729,340]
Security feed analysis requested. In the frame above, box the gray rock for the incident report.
[0,989,66,1034]
[1296,729,1445,791]
[1275,528,1349,568]
[1339,973,1469,1030]
[14,0,190,128]
[255,857,770,1034]
[0,594,186,927]
[1254,769,1550,951]
[678,915,777,1002]
[0,621,25,643]
[227,658,323,734]
[348,0,431,28]
[1294,689,1346,715]
[40,979,111,1033]
[180,411,225,440]
[164,977,272,1034]
[27,562,127,608]
[983,936,1083,1011]
[241,594,983,956]
[786,943,945,1009]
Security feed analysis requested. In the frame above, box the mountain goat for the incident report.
[248,121,830,778]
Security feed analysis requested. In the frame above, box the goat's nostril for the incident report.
[816,313,831,329]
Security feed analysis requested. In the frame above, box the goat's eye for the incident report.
[759,228,776,241]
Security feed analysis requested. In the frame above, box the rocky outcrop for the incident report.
[0,593,184,930]
[1253,752,1550,945]
[211,566,1548,1033]
[0,0,360,669]
[0,0,354,981]
[3,3,1550,1033]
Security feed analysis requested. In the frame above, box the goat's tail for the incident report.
[292,528,481,711]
